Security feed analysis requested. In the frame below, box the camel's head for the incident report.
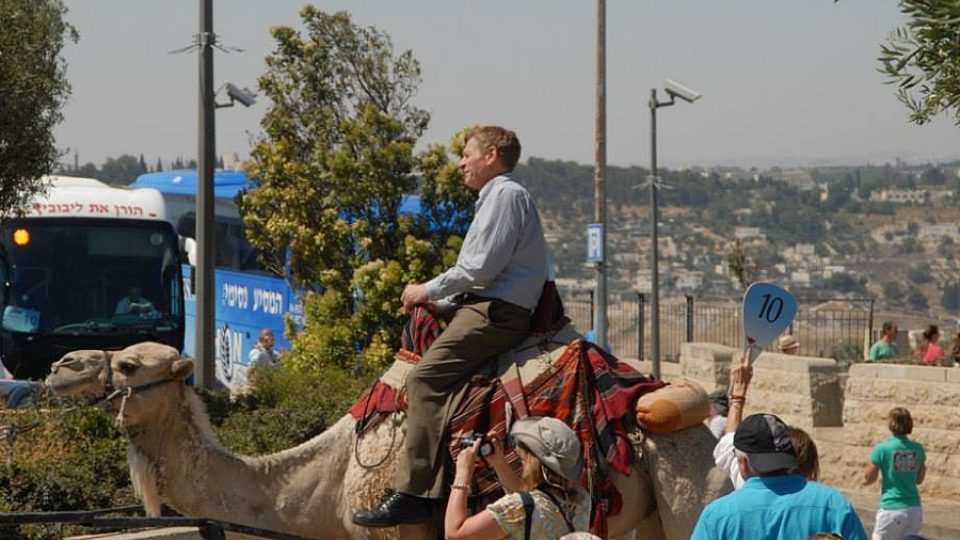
[47,349,111,403]
[110,342,193,425]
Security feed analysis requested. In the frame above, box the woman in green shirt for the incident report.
[863,407,926,540]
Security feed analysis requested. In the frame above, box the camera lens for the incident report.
[479,441,493,457]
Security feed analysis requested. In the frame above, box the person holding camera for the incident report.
[445,417,592,540]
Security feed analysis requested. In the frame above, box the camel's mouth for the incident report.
[47,377,106,403]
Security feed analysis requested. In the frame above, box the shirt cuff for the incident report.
[424,276,445,301]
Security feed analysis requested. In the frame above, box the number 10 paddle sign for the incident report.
[742,282,797,363]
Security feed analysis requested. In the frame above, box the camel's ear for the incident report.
[171,358,194,380]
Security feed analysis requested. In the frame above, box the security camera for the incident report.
[224,82,256,107]
[664,79,702,103]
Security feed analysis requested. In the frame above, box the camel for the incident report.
[47,342,730,540]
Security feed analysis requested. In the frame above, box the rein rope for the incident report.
[353,380,399,469]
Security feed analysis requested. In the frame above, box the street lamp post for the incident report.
[648,79,701,380]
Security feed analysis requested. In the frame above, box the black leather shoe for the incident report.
[352,491,432,528]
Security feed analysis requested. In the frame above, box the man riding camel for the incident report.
[353,125,549,527]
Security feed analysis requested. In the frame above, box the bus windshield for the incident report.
[1,218,182,336]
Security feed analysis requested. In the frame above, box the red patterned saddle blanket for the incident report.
[347,314,664,536]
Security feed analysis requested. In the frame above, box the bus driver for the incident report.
[114,285,157,317]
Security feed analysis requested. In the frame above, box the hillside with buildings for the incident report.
[516,158,960,323]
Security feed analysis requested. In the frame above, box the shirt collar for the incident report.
[744,474,805,489]
[475,173,512,210]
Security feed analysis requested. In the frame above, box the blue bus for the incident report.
[132,169,444,392]
[132,169,295,392]
[0,176,184,379]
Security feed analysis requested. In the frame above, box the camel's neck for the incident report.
[123,387,352,535]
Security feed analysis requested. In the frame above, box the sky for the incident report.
[56,0,960,169]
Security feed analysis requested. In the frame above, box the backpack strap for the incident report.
[540,489,575,533]
[518,491,534,540]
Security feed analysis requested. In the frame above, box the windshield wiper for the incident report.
[50,320,117,334]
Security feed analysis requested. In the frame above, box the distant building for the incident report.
[734,226,765,241]
[775,169,816,191]
[870,189,928,204]
[675,270,704,291]
[918,223,959,240]
[635,270,652,293]
[790,270,812,286]
[823,265,847,279]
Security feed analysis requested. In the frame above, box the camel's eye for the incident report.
[117,361,140,375]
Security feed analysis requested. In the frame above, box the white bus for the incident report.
[0,176,184,379]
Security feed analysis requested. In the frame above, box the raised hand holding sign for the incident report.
[742,282,797,363]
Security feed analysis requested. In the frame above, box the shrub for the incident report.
[0,362,376,538]
[0,395,136,539]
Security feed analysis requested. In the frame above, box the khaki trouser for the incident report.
[396,297,530,498]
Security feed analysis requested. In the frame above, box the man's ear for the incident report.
[484,144,500,165]
[171,358,195,380]
[736,453,754,479]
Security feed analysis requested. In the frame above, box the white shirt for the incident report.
[714,431,745,489]
[115,297,157,316]
[248,344,279,368]
[425,174,548,310]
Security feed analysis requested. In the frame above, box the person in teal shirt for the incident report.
[868,321,899,362]
[864,407,926,540]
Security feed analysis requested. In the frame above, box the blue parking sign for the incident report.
[586,223,603,263]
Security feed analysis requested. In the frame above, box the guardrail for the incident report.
[0,506,313,540]
[559,289,875,367]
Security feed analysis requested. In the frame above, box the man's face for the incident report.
[458,137,498,190]
[261,331,275,348]
[887,325,899,340]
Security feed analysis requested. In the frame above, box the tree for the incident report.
[883,281,904,301]
[824,272,867,296]
[907,288,929,311]
[907,263,933,284]
[0,0,77,215]
[240,7,471,374]
[727,239,762,290]
[941,282,960,311]
[880,1,960,126]
[99,154,143,185]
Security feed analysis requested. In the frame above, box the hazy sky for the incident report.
[56,1,960,169]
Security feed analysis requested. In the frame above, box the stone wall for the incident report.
[826,363,960,502]
[678,342,843,429]
[675,343,959,536]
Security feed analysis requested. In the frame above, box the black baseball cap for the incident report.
[733,413,798,474]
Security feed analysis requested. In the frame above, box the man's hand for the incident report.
[401,283,430,313]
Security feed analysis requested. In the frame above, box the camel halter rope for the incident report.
[353,379,400,469]
[1,356,170,463]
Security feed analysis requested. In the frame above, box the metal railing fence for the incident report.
[559,288,875,367]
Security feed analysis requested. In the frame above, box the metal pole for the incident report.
[685,294,694,342]
[593,0,608,349]
[196,0,216,388]
[589,289,595,331]
[638,293,645,361]
[649,89,661,379]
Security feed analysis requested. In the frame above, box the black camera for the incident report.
[460,433,493,457]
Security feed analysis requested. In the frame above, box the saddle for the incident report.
[348,287,665,537]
